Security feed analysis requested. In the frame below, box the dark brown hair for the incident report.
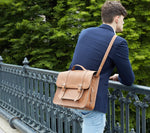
[101,1,127,23]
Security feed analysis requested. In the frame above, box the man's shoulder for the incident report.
[116,35,127,43]
[79,27,100,38]
[114,35,128,48]
[82,27,98,32]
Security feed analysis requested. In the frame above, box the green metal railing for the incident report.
[0,56,150,133]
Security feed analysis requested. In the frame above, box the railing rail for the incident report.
[0,56,150,133]
[107,81,150,133]
[0,56,82,133]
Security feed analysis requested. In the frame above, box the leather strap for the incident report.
[95,35,117,77]
[72,64,86,71]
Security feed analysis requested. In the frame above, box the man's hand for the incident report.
[109,74,119,81]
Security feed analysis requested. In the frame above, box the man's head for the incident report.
[101,1,127,32]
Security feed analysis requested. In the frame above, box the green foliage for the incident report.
[0,0,150,85]
[119,0,150,86]
[0,0,13,4]
[50,0,104,69]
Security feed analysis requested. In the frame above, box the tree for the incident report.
[0,0,54,68]
[0,0,150,85]
[50,0,105,70]
[120,0,150,86]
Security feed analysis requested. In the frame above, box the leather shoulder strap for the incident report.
[95,35,117,77]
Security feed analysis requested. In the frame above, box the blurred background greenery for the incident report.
[0,0,150,86]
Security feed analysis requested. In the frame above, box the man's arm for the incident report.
[110,40,135,86]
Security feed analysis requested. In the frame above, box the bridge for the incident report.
[0,56,150,133]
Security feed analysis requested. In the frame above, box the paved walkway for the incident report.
[0,116,20,133]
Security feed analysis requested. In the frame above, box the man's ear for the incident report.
[114,16,119,24]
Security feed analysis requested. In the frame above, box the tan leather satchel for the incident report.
[53,35,117,110]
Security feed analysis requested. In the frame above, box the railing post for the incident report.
[111,92,117,132]
[0,56,3,100]
[0,56,3,64]
[141,103,148,133]
[135,101,141,133]
[130,128,136,133]
[125,98,131,133]
[106,92,111,133]
[0,56,3,73]
[120,97,125,133]
[22,57,29,120]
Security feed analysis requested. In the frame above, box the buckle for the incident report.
[62,83,66,91]
[78,84,82,92]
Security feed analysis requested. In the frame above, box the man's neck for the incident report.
[103,23,116,33]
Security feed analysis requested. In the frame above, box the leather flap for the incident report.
[61,89,84,101]
[56,70,96,89]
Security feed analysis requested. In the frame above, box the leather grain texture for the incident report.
[53,66,100,110]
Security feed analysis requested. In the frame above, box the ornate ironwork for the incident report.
[0,56,150,133]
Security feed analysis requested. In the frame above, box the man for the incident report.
[69,1,135,133]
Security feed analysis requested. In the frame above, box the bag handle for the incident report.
[72,64,86,71]
[95,35,117,77]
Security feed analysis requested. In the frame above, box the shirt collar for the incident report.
[99,24,116,34]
